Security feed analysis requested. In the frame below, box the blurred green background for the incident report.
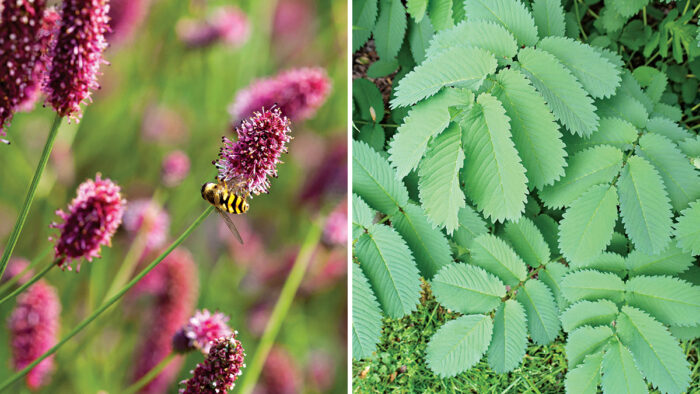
[0,0,347,392]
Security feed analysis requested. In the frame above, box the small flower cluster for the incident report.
[162,150,190,187]
[179,336,245,394]
[122,199,170,252]
[8,280,61,390]
[177,6,249,49]
[45,0,110,121]
[51,174,126,270]
[215,107,292,196]
[323,200,347,246]
[17,8,60,113]
[230,67,331,122]
[173,309,233,354]
[0,0,48,141]
[106,0,149,45]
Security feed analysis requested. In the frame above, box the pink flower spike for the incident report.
[215,107,292,196]
[230,67,331,122]
[45,0,110,121]
[2,257,34,285]
[173,309,233,354]
[323,200,348,246]
[106,0,150,46]
[9,280,61,390]
[176,6,249,49]
[122,199,170,253]
[50,174,126,271]
[0,0,47,142]
[162,150,191,187]
[179,336,246,394]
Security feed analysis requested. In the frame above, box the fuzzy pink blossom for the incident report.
[272,0,315,60]
[173,309,233,354]
[176,6,249,49]
[122,199,170,252]
[253,347,300,394]
[132,248,198,393]
[45,0,110,121]
[2,257,33,285]
[307,350,335,392]
[50,174,126,270]
[215,107,291,196]
[141,104,189,144]
[16,8,60,113]
[106,0,149,46]
[0,0,47,142]
[179,336,246,394]
[230,67,331,122]
[322,200,347,246]
[217,218,262,266]
[162,150,190,187]
[299,139,347,207]
[8,280,61,390]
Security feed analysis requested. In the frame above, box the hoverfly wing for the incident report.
[218,209,244,244]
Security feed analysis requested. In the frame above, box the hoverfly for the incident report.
[201,178,249,244]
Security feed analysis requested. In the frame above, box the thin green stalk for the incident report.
[124,353,177,394]
[238,220,322,394]
[0,246,51,295]
[0,114,63,279]
[0,261,55,306]
[0,206,213,392]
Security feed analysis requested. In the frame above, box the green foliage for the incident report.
[374,0,407,59]
[674,199,700,255]
[486,300,528,373]
[463,0,539,46]
[352,140,409,215]
[425,314,494,377]
[431,263,505,314]
[352,264,384,359]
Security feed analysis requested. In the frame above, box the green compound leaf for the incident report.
[540,261,570,312]
[601,338,649,394]
[571,252,626,278]
[611,0,649,18]
[353,140,409,215]
[637,133,700,212]
[487,300,528,373]
[560,299,618,333]
[392,202,453,279]
[670,324,700,341]
[626,275,700,327]
[460,93,527,223]
[353,0,379,51]
[646,117,693,143]
[558,184,618,266]
[626,244,694,277]
[532,0,565,38]
[452,205,488,249]
[426,20,518,59]
[418,122,465,233]
[566,325,613,369]
[516,279,561,345]
[618,72,653,114]
[565,351,604,394]
[427,0,454,31]
[432,263,506,314]
[533,214,561,257]
[352,194,375,240]
[491,68,566,189]
[518,47,598,137]
[563,117,638,154]
[674,199,700,255]
[352,264,384,359]
[355,225,422,318]
[618,155,673,255]
[503,216,550,268]
[470,233,528,287]
[426,314,494,377]
[408,17,434,64]
[561,269,625,304]
[596,92,649,130]
[540,145,623,209]
[617,305,691,394]
[406,0,428,21]
[538,36,621,99]
[388,88,471,178]
[463,0,539,46]
[353,78,384,122]
[374,0,408,59]
[391,47,496,108]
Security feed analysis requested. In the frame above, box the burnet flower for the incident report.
[172,309,233,354]
[215,107,292,196]
[0,0,47,142]
[50,174,126,270]
[122,199,170,253]
[1,257,32,285]
[45,0,110,121]
[8,280,61,390]
[106,0,150,46]
[230,67,331,122]
[176,6,249,49]
[17,8,60,113]
[322,200,347,246]
[179,336,246,394]
[161,150,190,187]
[256,346,301,394]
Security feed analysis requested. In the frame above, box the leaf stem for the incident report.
[0,206,213,392]
[0,114,62,279]
[238,220,322,394]
[0,260,55,306]
[123,353,177,394]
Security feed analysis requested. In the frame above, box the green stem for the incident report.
[0,206,213,392]
[0,246,51,295]
[0,261,55,306]
[123,353,177,394]
[0,114,62,279]
[238,220,322,394]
